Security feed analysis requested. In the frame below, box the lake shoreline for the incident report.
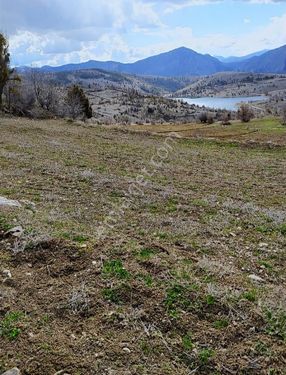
[176,95,268,111]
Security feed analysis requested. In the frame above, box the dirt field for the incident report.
[0,116,285,374]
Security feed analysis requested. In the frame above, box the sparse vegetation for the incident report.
[0,115,285,373]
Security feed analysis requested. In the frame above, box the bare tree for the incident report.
[30,69,59,112]
[237,103,254,123]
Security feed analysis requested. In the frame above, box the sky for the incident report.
[1,0,286,67]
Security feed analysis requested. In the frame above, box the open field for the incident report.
[0,117,285,374]
[128,118,286,145]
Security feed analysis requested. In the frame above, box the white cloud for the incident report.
[1,0,286,66]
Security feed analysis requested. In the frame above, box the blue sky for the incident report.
[1,0,286,66]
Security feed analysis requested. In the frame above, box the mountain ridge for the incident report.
[20,44,286,77]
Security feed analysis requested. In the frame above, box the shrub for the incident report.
[198,112,208,123]
[237,103,254,123]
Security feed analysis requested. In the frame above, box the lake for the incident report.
[179,96,268,111]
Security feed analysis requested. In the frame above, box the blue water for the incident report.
[179,96,267,111]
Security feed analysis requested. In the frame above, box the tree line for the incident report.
[0,33,92,120]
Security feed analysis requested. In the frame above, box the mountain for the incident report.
[40,60,124,73]
[231,45,286,73]
[19,44,286,77]
[121,47,226,76]
[216,50,269,63]
[37,47,227,77]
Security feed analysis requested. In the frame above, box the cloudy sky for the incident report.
[1,0,286,67]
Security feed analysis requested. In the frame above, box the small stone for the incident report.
[92,261,97,265]
[122,347,131,354]
[5,226,24,238]
[259,242,268,248]
[248,274,264,282]
[2,269,12,278]
[1,368,21,375]
[230,232,236,237]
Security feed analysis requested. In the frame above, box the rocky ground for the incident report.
[0,116,285,374]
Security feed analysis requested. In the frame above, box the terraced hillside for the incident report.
[0,117,285,374]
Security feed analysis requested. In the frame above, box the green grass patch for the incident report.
[265,309,286,341]
[102,259,130,280]
[138,247,157,260]
[0,311,23,340]
[213,319,229,329]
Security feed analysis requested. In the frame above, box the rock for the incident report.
[0,197,21,208]
[248,274,264,282]
[259,242,268,248]
[5,226,24,238]
[122,347,131,354]
[2,269,12,278]
[1,368,21,375]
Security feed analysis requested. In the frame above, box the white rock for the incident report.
[0,197,21,208]
[2,269,12,278]
[5,226,24,238]
[122,347,131,354]
[1,368,21,375]
[248,274,264,282]
[259,242,268,248]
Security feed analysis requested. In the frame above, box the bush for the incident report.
[199,112,213,124]
[221,112,231,125]
[198,112,208,123]
[237,103,254,123]
[65,85,92,120]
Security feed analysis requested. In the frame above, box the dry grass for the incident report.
[0,116,285,374]
[128,117,286,145]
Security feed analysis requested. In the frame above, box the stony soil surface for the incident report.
[0,117,285,374]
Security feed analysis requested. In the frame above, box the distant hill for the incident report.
[231,45,286,73]
[19,44,286,77]
[216,50,269,63]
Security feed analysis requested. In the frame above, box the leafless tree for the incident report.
[30,69,59,113]
[237,103,254,123]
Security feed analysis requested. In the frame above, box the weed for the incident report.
[198,348,214,366]
[165,284,197,316]
[254,341,268,355]
[140,340,152,356]
[242,289,257,302]
[278,223,286,235]
[0,215,12,232]
[138,247,156,260]
[166,198,178,213]
[0,311,23,340]
[102,288,120,304]
[205,294,216,306]
[213,319,229,329]
[102,259,130,280]
[265,309,286,341]
[182,334,193,351]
